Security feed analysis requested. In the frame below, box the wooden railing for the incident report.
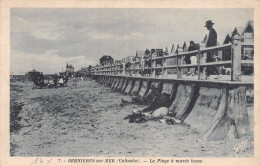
[90,35,254,82]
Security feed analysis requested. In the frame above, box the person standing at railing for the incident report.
[201,20,222,80]
[126,61,131,76]
[185,41,199,76]
[165,47,169,55]
[143,49,152,76]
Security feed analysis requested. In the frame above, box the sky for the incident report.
[10,8,253,74]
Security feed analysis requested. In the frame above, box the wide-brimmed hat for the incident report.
[204,20,215,27]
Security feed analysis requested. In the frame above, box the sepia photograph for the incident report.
[1,0,260,165]
[9,8,255,157]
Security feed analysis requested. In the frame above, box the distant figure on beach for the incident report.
[201,20,222,79]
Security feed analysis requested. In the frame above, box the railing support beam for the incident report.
[231,34,242,82]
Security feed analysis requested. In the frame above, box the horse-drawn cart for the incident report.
[31,72,70,88]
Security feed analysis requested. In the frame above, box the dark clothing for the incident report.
[142,93,171,112]
[205,28,219,76]
[144,59,152,67]
[132,92,142,104]
[125,62,131,69]
[184,57,191,65]
[185,44,199,64]
[206,28,217,47]
[188,45,198,52]
[205,51,220,75]
[139,88,157,106]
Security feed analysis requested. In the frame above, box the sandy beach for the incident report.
[10,78,254,157]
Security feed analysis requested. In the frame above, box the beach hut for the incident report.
[222,20,254,75]
[27,69,40,81]
[223,20,254,44]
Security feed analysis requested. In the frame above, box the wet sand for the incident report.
[10,78,254,157]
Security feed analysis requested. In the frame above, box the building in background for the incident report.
[223,20,254,44]
[223,20,254,75]
[66,63,75,73]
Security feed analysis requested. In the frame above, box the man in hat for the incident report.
[204,20,217,47]
[202,20,221,79]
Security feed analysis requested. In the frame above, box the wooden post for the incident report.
[141,59,145,77]
[151,58,156,77]
[197,46,201,80]
[135,62,138,77]
[122,63,126,76]
[231,34,242,81]
[112,66,114,75]
[129,63,131,76]
[177,53,182,79]
[162,56,168,78]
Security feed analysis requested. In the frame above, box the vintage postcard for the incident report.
[0,0,259,166]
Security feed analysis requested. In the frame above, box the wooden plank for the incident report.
[152,56,163,60]
[164,65,178,69]
[177,55,182,79]
[153,66,163,69]
[241,60,254,65]
[179,64,199,68]
[198,47,201,80]
[200,61,232,67]
[241,43,254,46]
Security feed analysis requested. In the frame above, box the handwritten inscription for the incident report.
[31,158,52,166]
